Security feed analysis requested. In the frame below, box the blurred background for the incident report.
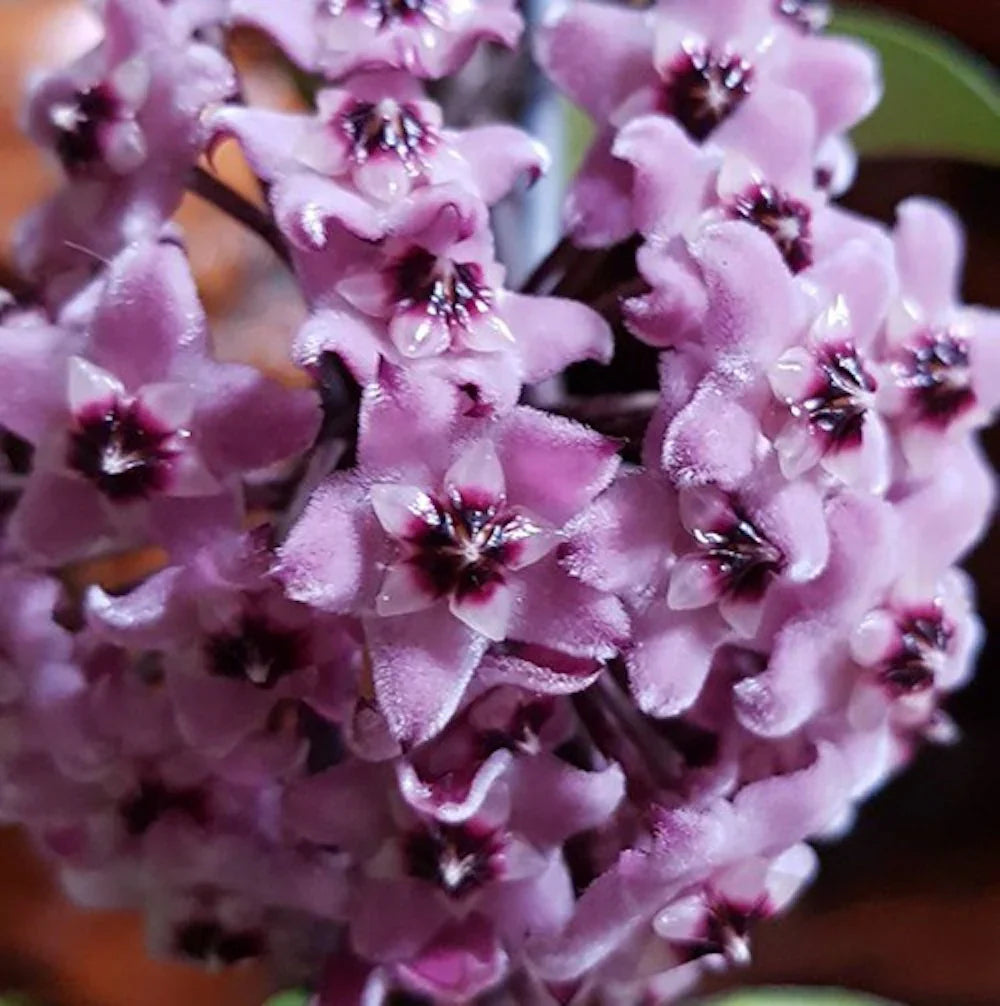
[0,2,996,1005]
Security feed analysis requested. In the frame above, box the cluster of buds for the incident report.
[0,0,995,1003]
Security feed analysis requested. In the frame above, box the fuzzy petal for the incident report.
[367,605,489,745]
[502,292,613,382]
[497,408,620,526]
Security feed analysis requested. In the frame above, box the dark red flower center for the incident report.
[67,397,179,503]
[120,779,208,837]
[728,184,813,273]
[776,0,831,32]
[173,919,265,967]
[51,85,119,173]
[879,608,954,696]
[404,822,504,898]
[693,509,785,601]
[339,0,433,28]
[895,331,973,428]
[402,490,533,602]
[342,99,432,167]
[205,613,307,689]
[478,693,556,757]
[660,47,754,142]
[393,249,493,330]
[801,345,877,448]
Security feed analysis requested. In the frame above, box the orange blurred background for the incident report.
[0,3,997,1005]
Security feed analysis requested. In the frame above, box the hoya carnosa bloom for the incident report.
[537,0,880,245]
[86,531,359,767]
[282,184,612,408]
[0,0,997,999]
[232,0,522,80]
[0,241,320,564]
[877,199,1000,469]
[768,240,896,493]
[19,0,235,294]
[278,369,627,743]
[212,70,548,207]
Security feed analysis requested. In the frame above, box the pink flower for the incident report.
[212,70,547,206]
[768,242,896,492]
[19,0,235,295]
[537,0,880,245]
[232,0,522,80]
[0,241,320,563]
[281,184,612,408]
[876,199,1000,470]
[278,368,626,742]
[86,531,358,765]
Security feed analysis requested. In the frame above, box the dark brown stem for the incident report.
[594,672,683,791]
[587,276,649,319]
[549,390,657,449]
[187,165,291,267]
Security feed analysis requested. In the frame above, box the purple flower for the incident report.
[0,241,320,563]
[877,199,1000,469]
[19,0,235,294]
[0,0,995,998]
[212,70,547,206]
[232,0,522,80]
[281,184,612,407]
[86,531,357,764]
[278,368,626,742]
[537,0,880,246]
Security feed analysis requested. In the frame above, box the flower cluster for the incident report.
[0,0,996,1004]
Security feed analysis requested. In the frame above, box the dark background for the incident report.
[0,2,996,1004]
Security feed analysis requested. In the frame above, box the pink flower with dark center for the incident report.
[65,371,194,503]
[403,819,505,899]
[726,183,812,272]
[653,847,817,971]
[283,184,610,406]
[669,492,784,620]
[119,777,209,838]
[48,79,144,177]
[0,241,320,563]
[20,0,235,291]
[890,331,974,429]
[769,247,895,493]
[213,71,547,210]
[667,478,828,638]
[873,608,953,696]
[788,342,878,448]
[876,200,1000,468]
[371,440,556,639]
[658,46,754,143]
[204,611,310,690]
[173,918,265,968]
[342,96,432,170]
[851,572,980,701]
[386,247,500,357]
[232,0,522,79]
[538,0,880,246]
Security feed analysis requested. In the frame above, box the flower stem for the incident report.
[187,165,291,267]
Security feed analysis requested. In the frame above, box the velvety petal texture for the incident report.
[0,0,995,1003]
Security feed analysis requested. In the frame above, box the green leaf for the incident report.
[700,989,899,1005]
[263,992,310,1006]
[833,6,1000,165]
